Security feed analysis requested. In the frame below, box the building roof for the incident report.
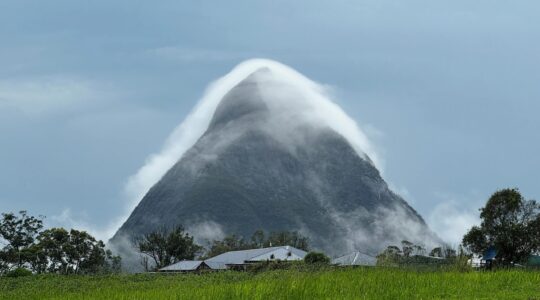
[204,261,227,270]
[159,245,307,271]
[205,245,307,268]
[159,260,204,272]
[332,251,377,266]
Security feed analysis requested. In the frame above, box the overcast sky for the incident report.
[1,1,539,245]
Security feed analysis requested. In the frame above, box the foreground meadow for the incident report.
[1,267,539,300]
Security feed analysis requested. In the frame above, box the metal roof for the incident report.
[205,245,307,268]
[204,261,227,270]
[332,251,377,266]
[159,246,307,271]
[159,260,204,271]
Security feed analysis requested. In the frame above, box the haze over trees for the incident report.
[462,188,540,266]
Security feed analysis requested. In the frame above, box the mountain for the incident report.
[111,66,438,265]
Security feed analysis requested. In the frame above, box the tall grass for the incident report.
[1,267,539,299]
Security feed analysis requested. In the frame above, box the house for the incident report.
[158,245,307,272]
[205,245,307,270]
[332,251,377,267]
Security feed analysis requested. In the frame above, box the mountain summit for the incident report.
[111,62,438,265]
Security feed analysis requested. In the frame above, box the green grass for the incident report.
[1,268,539,300]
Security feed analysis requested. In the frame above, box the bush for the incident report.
[5,268,32,278]
[247,261,299,273]
[304,252,330,264]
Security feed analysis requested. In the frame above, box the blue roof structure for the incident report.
[483,246,497,261]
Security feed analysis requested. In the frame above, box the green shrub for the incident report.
[304,252,330,264]
[5,268,32,278]
[248,261,294,273]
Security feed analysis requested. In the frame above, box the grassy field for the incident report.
[1,267,539,300]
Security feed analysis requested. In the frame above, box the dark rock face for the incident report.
[111,69,438,260]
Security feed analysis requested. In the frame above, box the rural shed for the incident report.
[332,251,377,266]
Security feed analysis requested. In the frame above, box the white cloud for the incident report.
[49,208,121,242]
[186,221,225,246]
[0,76,113,116]
[427,199,480,246]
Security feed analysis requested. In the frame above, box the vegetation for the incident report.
[377,240,451,265]
[1,268,539,299]
[5,268,32,278]
[462,188,540,266]
[0,211,120,275]
[1,187,540,299]
[0,211,43,270]
[304,252,330,264]
[135,225,202,271]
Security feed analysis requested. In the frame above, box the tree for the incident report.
[251,230,265,249]
[0,251,9,275]
[135,225,202,271]
[304,252,330,264]
[401,240,414,257]
[205,234,250,258]
[0,211,43,270]
[443,246,457,258]
[104,250,122,273]
[376,245,402,266]
[65,229,109,274]
[266,231,309,251]
[35,228,113,274]
[377,241,446,266]
[462,188,540,266]
[414,244,426,256]
[430,247,443,258]
[36,228,70,273]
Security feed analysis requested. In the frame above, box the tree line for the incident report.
[3,188,538,274]
[377,188,540,268]
[0,211,120,276]
[0,209,313,274]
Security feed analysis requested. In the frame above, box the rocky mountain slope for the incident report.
[111,67,438,261]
